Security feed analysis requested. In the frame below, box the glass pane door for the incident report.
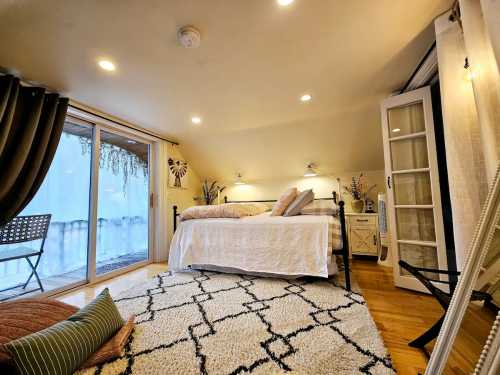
[95,130,150,275]
[0,120,92,300]
[381,87,448,292]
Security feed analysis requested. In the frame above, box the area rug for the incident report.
[77,271,395,375]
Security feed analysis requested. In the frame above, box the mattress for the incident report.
[168,212,342,278]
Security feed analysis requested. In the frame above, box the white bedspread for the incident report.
[169,212,338,278]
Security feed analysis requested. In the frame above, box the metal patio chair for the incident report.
[0,214,51,300]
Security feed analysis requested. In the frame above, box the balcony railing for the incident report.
[0,216,148,290]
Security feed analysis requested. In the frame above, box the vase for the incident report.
[351,199,364,213]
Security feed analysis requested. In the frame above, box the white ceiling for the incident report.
[0,0,452,181]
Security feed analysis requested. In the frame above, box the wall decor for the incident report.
[168,158,189,189]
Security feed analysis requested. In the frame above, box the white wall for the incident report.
[166,144,202,240]
[155,142,202,261]
[223,170,386,213]
[435,5,500,270]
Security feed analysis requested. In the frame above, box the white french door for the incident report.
[381,86,448,292]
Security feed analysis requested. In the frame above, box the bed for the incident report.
[170,192,351,291]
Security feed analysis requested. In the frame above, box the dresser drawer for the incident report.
[349,215,377,228]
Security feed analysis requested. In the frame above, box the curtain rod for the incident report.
[68,102,179,145]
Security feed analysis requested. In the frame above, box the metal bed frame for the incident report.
[172,191,351,291]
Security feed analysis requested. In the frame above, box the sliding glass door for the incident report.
[96,130,150,275]
[0,113,154,300]
[0,120,92,300]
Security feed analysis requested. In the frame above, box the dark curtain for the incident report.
[0,74,69,226]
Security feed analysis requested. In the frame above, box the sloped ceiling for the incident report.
[0,0,452,181]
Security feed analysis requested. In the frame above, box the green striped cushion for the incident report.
[5,288,124,375]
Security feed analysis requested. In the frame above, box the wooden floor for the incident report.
[351,259,439,374]
[56,259,495,375]
[351,258,496,375]
[57,263,167,307]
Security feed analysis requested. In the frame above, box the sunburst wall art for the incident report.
[168,158,189,189]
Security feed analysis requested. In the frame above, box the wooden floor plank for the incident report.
[352,258,496,375]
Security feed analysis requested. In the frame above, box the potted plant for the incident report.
[201,180,226,205]
[343,173,376,213]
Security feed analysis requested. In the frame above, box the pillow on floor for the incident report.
[284,189,315,216]
[80,315,135,369]
[5,288,124,375]
[0,299,78,365]
[271,187,298,216]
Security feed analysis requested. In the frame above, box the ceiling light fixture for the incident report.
[392,128,401,133]
[235,173,246,185]
[98,60,116,71]
[277,0,294,6]
[191,116,202,124]
[301,94,312,102]
[304,163,317,177]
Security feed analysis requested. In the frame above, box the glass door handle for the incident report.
[387,176,391,189]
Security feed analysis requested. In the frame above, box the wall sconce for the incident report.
[304,163,317,177]
[234,173,246,185]
[463,57,477,82]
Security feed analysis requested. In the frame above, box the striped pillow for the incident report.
[5,288,124,375]
[300,200,339,216]
[283,189,314,216]
[271,187,298,216]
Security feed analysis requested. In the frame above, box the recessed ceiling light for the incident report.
[301,94,312,102]
[191,116,202,124]
[392,128,401,133]
[277,0,294,5]
[98,60,116,71]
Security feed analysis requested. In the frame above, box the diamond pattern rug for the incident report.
[77,271,395,375]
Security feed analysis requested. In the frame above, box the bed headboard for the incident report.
[174,191,343,232]
[224,191,339,204]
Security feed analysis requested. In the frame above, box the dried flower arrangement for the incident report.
[202,180,226,205]
[343,173,377,201]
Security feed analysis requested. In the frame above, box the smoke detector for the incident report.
[177,25,201,48]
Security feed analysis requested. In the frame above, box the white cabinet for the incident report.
[380,86,448,292]
[346,213,379,257]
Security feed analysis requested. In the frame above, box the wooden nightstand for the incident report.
[346,213,380,258]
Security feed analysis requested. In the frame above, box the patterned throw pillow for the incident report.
[300,200,339,216]
[0,299,79,365]
[283,189,315,216]
[5,288,124,375]
[271,187,298,216]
